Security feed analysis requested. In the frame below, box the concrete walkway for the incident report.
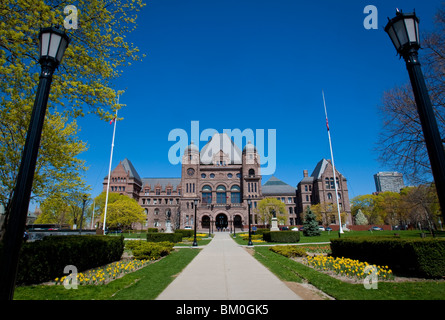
[156,233,302,300]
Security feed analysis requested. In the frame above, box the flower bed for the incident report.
[54,259,151,286]
[303,255,394,282]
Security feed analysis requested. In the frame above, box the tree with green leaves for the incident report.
[255,197,288,226]
[94,192,145,231]
[0,0,145,236]
[303,206,321,237]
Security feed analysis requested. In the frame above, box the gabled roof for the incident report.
[262,176,296,196]
[142,178,181,191]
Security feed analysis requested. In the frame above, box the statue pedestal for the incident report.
[165,220,173,233]
[270,217,279,231]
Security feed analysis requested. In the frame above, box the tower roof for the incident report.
[121,158,142,184]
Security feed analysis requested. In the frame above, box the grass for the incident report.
[253,246,445,300]
[14,248,200,300]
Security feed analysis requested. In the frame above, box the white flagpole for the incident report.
[322,91,343,234]
[102,96,119,235]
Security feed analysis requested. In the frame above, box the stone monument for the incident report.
[270,209,279,231]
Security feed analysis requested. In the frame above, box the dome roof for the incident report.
[243,140,257,154]
[185,141,199,153]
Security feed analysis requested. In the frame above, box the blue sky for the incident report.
[75,0,443,200]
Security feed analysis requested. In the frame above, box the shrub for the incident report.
[174,229,194,237]
[330,237,445,278]
[13,235,124,285]
[262,231,300,243]
[146,232,182,243]
[146,228,158,233]
[132,241,174,260]
[269,245,307,258]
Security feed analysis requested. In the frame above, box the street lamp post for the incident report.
[193,199,199,247]
[247,199,253,246]
[385,11,445,222]
[79,194,88,235]
[0,27,70,300]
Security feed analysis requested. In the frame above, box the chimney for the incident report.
[303,170,308,177]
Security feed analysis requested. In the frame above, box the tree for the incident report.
[303,206,321,237]
[354,209,369,225]
[95,193,145,231]
[0,0,145,236]
[255,198,288,226]
[376,5,445,185]
[311,202,346,226]
[400,185,441,232]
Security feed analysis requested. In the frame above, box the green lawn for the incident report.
[253,246,445,300]
[14,248,200,300]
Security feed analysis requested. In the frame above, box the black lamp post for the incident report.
[0,27,70,300]
[79,194,88,235]
[247,199,253,246]
[385,11,445,222]
[193,199,199,247]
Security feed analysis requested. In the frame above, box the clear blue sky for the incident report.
[75,0,443,201]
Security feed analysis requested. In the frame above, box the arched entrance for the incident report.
[234,215,242,228]
[215,213,228,230]
[201,215,210,229]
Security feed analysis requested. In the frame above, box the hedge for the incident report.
[174,229,194,237]
[330,237,445,278]
[262,231,300,243]
[146,232,182,243]
[269,245,307,258]
[7,235,124,285]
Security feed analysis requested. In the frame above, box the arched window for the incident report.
[216,185,227,204]
[248,169,255,177]
[231,185,241,203]
[338,193,342,200]
[327,193,333,200]
[330,178,335,189]
[325,178,330,189]
[202,185,212,204]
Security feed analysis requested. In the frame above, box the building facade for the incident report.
[103,135,351,231]
[296,159,352,225]
[374,172,405,193]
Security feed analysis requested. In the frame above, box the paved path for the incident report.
[156,233,302,300]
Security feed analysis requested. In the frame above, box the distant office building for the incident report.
[374,172,405,193]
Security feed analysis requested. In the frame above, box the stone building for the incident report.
[296,159,352,225]
[103,136,350,231]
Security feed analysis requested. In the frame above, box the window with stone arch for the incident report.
[202,185,212,204]
[216,185,227,204]
[231,185,241,203]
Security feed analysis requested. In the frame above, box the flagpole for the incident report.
[102,96,118,235]
[322,91,343,235]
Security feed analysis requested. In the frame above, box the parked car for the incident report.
[184,226,192,230]
[280,226,289,231]
[319,226,325,231]
[291,227,299,231]
[369,226,383,231]
[325,227,333,231]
